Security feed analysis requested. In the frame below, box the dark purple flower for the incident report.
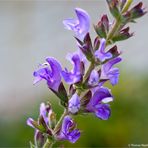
[63,8,90,39]
[62,52,84,84]
[33,57,62,91]
[68,93,80,114]
[86,87,113,120]
[57,116,80,143]
[95,38,112,62]
[100,57,122,85]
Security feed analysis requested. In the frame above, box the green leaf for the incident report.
[94,24,106,38]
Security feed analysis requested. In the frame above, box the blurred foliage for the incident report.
[0,72,148,147]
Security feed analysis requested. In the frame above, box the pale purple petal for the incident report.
[101,57,122,85]
[68,93,80,114]
[95,38,112,62]
[27,118,35,128]
[63,18,78,30]
[46,57,62,91]
[33,57,62,91]
[62,71,81,84]
[62,53,83,84]
[75,8,90,37]
[103,57,122,72]
[33,68,50,84]
[88,70,99,86]
[63,8,90,39]
[107,67,120,85]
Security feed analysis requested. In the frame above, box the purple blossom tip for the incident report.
[95,38,112,62]
[86,87,113,120]
[88,69,100,86]
[68,93,80,114]
[101,57,122,85]
[57,115,80,143]
[62,53,84,84]
[27,118,35,128]
[33,57,62,91]
[63,8,90,40]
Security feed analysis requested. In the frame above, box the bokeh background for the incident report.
[0,0,148,147]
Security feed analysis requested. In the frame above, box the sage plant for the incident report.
[27,0,146,147]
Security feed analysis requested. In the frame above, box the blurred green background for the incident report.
[0,0,148,147]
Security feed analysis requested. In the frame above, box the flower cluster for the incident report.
[27,0,146,147]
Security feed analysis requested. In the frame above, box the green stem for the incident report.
[43,139,53,148]
[121,0,133,14]
[106,19,121,42]
[43,109,67,148]
[53,109,68,134]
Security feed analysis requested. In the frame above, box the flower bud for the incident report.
[48,110,56,129]
[112,26,133,42]
[34,130,46,148]
[106,0,121,19]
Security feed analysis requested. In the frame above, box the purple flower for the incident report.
[88,69,100,87]
[27,117,35,129]
[68,93,80,114]
[63,8,90,39]
[57,116,80,143]
[33,57,62,91]
[62,52,84,84]
[95,38,112,62]
[100,57,122,85]
[86,87,113,120]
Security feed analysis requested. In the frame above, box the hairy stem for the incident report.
[53,109,68,134]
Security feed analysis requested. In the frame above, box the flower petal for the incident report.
[57,115,80,143]
[103,57,122,72]
[68,93,80,114]
[88,69,99,86]
[46,57,62,91]
[63,18,78,30]
[68,129,81,143]
[95,38,112,62]
[95,104,111,120]
[62,53,83,84]
[62,71,81,84]
[75,8,90,37]
[63,8,90,39]
[40,103,48,125]
[26,118,35,128]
